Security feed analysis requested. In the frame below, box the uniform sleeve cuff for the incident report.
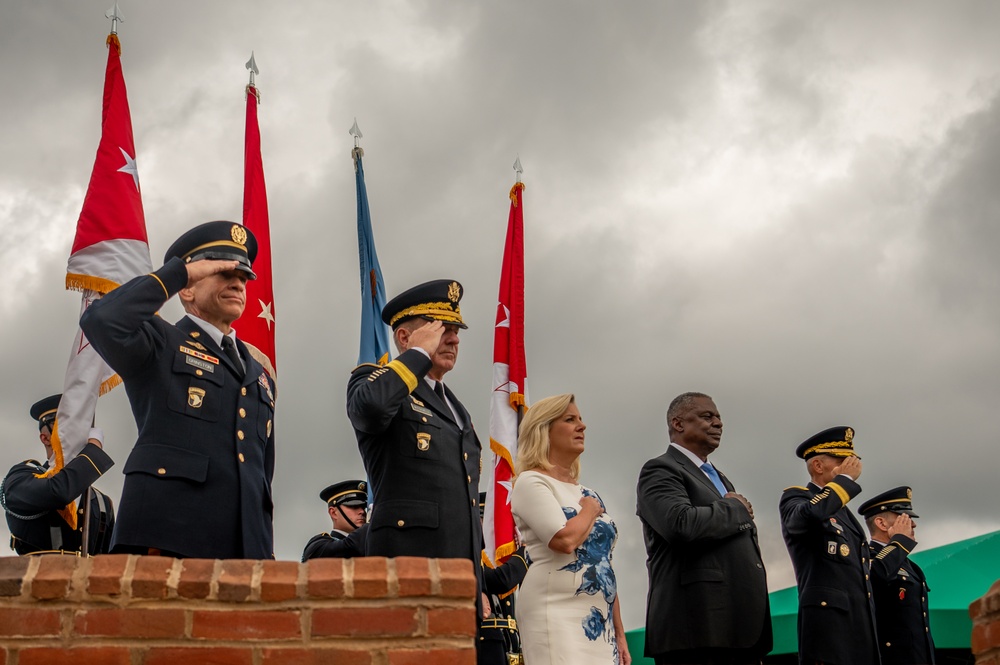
[151,257,190,298]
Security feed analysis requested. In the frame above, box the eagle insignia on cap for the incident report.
[845,427,854,442]
[907,488,912,499]
[359,481,367,492]
[448,281,461,302]
[231,224,248,246]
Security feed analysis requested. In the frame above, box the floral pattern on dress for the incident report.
[559,488,619,654]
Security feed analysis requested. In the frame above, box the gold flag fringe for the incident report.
[66,273,120,296]
[509,182,525,206]
[32,421,78,530]
[509,390,526,410]
[106,33,121,56]
[489,437,515,473]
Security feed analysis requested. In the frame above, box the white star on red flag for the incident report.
[117,147,139,190]
[257,299,275,330]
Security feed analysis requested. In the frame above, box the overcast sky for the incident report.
[2,1,1000,630]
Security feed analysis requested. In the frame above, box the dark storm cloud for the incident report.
[3,0,1000,629]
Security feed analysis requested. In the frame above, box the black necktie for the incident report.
[222,336,244,378]
[434,381,446,402]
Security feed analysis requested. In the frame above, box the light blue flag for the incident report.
[353,144,392,366]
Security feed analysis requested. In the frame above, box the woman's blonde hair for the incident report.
[514,393,580,481]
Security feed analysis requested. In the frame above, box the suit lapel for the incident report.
[413,380,457,426]
[667,446,720,496]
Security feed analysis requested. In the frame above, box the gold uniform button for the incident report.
[241,387,247,396]
[237,430,245,441]
[239,408,246,418]
[422,417,427,422]
[886,642,891,647]
[820,601,827,607]
[157,468,166,475]
[467,475,471,484]
[238,453,245,462]
[266,420,272,437]
[865,575,869,580]
[195,369,203,376]
[397,520,405,527]
[464,452,468,460]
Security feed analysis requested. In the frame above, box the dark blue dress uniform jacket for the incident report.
[80,258,276,559]
[780,477,880,665]
[346,349,482,562]
[301,523,369,561]
[1,443,115,554]
[869,537,935,665]
[636,446,772,658]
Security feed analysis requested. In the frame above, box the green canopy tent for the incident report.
[625,529,1000,664]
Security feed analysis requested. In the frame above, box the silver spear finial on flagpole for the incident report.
[246,52,259,87]
[105,2,123,34]
[513,156,523,183]
[350,119,363,148]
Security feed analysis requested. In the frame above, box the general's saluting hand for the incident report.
[184,259,240,288]
[835,455,862,481]
[407,320,445,355]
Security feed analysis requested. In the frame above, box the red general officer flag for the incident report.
[241,82,276,378]
[485,180,528,565]
[48,31,153,529]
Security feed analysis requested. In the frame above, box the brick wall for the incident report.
[0,555,476,665]
[971,579,1000,665]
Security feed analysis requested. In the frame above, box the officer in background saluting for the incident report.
[779,426,879,665]
[81,221,276,559]
[860,486,935,665]
[1,394,114,555]
[302,479,369,561]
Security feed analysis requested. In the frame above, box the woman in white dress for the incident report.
[510,394,630,665]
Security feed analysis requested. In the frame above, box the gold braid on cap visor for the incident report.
[326,490,365,505]
[389,302,464,327]
[802,440,855,458]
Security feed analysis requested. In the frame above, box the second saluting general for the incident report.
[81,221,276,559]
[346,279,483,566]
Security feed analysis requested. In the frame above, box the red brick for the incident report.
[260,559,299,602]
[312,606,417,637]
[132,555,174,599]
[191,609,301,640]
[144,647,253,665]
[178,558,217,599]
[0,607,61,637]
[87,554,131,596]
[352,556,388,598]
[73,607,186,638]
[387,648,476,665]
[437,558,476,598]
[218,559,255,602]
[261,647,372,665]
[395,557,432,597]
[427,606,476,637]
[306,558,344,598]
[972,598,984,620]
[31,556,77,599]
[17,646,131,665]
[0,556,30,596]
[0,646,7,665]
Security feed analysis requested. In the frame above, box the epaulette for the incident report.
[22,459,44,469]
[350,362,381,374]
[783,485,809,492]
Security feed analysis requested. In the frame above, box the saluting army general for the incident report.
[779,426,879,665]
[346,280,482,565]
[1,394,115,555]
[301,479,369,561]
[81,221,276,559]
[860,487,935,665]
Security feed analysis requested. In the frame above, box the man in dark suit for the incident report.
[779,426,879,665]
[81,221,275,559]
[346,279,482,565]
[636,392,771,665]
[859,486,934,665]
[302,479,369,561]
[1,394,115,555]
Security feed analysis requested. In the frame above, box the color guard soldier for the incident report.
[1,394,114,555]
[779,426,879,665]
[479,493,528,665]
[859,487,935,665]
[302,479,369,561]
[81,221,276,559]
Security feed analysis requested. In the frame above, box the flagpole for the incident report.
[513,156,524,434]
